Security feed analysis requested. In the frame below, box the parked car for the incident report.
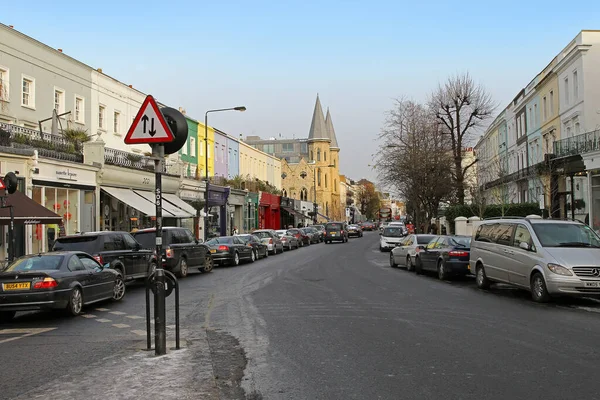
[275,230,300,250]
[205,236,255,266]
[0,251,125,322]
[53,231,156,281]
[414,235,471,279]
[324,222,348,243]
[361,221,376,231]
[287,228,309,247]
[379,226,406,251]
[308,225,326,242]
[301,227,321,244]
[235,234,270,259]
[470,217,600,302]
[389,234,436,271]
[348,224,363,238]
[133,227,213,278]
[252,230,285,254]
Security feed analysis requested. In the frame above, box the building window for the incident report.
[301,143,308,154]
[310,150,314,161]
[317,169,321,186]
[317,149,321,161]
[550,91,554,116]
[575,122,580,134]
[334,179,337,192]
[21,75,35,108]
[528,108,532,131]
[542,96,547,121]
[190,137,196,157]
[282,143,294,152]
[75,96,84,123]
[98,105,105,129]
[533,104,537,126]
[325,174,328,188]
[182,139,188,155]
[54,88,65,113]
[113,111,120,134]
[573,70,579,100]
[0,67,9,101]
[564,77,569,105]
[222,146,225,162]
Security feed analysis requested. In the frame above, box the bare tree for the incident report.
[429,72,496,205]
[375,99,454,225]
[476,155,518,216]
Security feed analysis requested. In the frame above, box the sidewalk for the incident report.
[13,327,259,400]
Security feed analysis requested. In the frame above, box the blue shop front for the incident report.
[207,185,230,238]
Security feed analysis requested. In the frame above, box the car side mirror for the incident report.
[134,242,141,251]
[519,241,530,251]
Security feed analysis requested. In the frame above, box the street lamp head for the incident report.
[234,106,247,112]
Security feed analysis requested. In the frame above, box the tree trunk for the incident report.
[455,157,465,205]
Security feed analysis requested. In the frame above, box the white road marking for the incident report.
[126,315,144,319]
[80,314,97,318]
[0,327,57,344]
[131,330,146,336]
[96,318,112,323]
[112,323,130,328]
[109,311,126,315]
[167,325,175,329]
[95,308,110,312]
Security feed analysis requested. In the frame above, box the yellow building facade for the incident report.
[197,122,215,178]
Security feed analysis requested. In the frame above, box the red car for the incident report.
[361,222,376,231]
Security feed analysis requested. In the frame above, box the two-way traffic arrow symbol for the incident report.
[141,115,149,133]
[140,115,157,136]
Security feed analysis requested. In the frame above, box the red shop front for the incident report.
[258,192,281,230]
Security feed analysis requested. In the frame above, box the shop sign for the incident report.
[56,169,77,181]
[209,192,224,202]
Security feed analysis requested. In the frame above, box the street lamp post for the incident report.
[204,106,246,241]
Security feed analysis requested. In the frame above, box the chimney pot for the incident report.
[58,49,63,53]
[97,68,102,73]
[8,25,13,29]
[128,85,133,88]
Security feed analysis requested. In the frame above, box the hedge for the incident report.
[444,202,542,233]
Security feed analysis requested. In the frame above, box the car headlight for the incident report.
[547,263,573,276]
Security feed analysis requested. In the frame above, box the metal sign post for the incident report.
[152,144,167,356]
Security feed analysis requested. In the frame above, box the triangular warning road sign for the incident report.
[124,95,175,145]
[0,179,5,191]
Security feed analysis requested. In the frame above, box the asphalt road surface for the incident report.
[2,231,600,399]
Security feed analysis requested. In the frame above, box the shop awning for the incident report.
[0,190,62,225]
[163,194,198,216]
[133,190,193,218]
[281,206,306,219]
[101,187,168,217]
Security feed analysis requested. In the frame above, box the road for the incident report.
[2,231,600,399]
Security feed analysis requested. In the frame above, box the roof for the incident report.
[324,108,339,149]
[307,95,330,142]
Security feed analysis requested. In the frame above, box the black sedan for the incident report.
[0,251,125,322]
[348,224,363,237]
[414,235,471,280]
[205,236,255,266]
[235,234,269,259]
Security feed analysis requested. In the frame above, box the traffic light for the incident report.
[160,107,188,155]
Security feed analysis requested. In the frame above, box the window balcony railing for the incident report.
[104,147,175,174]
[0,122,84,163]
[553,129,600,158]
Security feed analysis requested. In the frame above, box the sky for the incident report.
[3,1,600,183]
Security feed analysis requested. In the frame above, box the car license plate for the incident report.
[584,281,600,287]
[3,282,30,290]
[331,233,336,236]
[210,249,216,254]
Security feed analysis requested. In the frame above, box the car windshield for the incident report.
[206,237,233,245]
[53,236,99,253]
[236,235,251,243]
[133,231,167,249]
[327,223,343,230]
[531,223,600,248]
[253,232,272,239]
[5,255,64,271]
[383,227,404,237]
[416,235,436,244]
[451,237,471,247]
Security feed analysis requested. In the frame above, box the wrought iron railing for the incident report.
[0,122,84,162]
[554,129,600,158]
[104,147,176,174]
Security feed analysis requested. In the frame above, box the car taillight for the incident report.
[93,255,103,264]
[33,277,58,289]
[165,247,174,258]
[218,245,229,251]
[449,250,469,257]
[269,239,273,244]
[247,243,253,247]
[341,230,344,234]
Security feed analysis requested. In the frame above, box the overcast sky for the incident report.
[4,1,600,183]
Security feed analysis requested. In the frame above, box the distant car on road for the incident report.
[348,224,363,238]
[235,234,270,259]
[275,230,300,250]
[252,230,285,254]
[389,234,436,271]
[379,226,406,251]
[301,227,321,244]
[0,251,125,322]
[361,221,376,231]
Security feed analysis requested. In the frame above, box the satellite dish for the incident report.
[4,172,18,194]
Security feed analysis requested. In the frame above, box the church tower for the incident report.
[307,94,333,221]
[325,108,342,221]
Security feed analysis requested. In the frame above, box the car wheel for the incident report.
[475,264,491,289]
[177,257,189,278]
[415,257,423,275]
[0,311,16,324]
[389,252,397,268]
[406,256,414,272]
[232,252,240,266]
[379,245,384,252]
[201,256,214,273]
[437,260,448,281]
[112,275,126,301]
[531,272,551,303]
[67,287,83,316]
[250,250,256,263]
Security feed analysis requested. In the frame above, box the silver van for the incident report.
[469,217,600,302]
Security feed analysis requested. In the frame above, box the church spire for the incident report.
[325,108,339,149]
[307,94,329,142]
